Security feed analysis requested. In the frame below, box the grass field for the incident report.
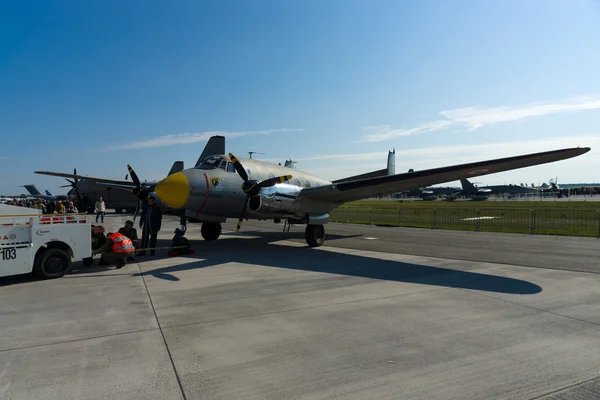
[329,199,600,237]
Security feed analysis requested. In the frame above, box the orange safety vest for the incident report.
[109,232,135,253]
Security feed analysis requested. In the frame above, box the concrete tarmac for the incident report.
[1,213,600,399]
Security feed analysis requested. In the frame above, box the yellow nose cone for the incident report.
[155,172,189,209]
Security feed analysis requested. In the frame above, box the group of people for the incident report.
[92,195,163,268]
[2,198,79,214]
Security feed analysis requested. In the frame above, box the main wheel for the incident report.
[201,222,222,241]
[305,225,325,247]
[33,248,72,279]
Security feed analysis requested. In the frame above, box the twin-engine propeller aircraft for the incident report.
[35,145,590,247]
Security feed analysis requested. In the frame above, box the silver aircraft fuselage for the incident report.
[157,155,334,220]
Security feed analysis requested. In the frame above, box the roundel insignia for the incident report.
[468,168,491,175]
[247,168,251,175]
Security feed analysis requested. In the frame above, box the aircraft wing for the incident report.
[298,147,590,204]
[95,182,139,191]
[34,170,135,185]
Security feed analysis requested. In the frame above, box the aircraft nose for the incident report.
[155,172,189,209]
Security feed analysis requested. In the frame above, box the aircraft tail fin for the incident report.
[195,135,225,167]
[332,148,395,184]
[45,189,54,197]
[168,161,184,176]
[23,185,42,196]
[460,178,477,192]
[387,148,395,175]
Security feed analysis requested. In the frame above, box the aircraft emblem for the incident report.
[210,177,223,191]
[467,168,491,175]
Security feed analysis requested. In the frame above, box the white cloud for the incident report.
[102,128,304,151]
[359,95,600,142]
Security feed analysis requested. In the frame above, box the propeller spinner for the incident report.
[228,153,292,232]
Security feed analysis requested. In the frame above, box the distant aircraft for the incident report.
[37,139,590,247]
[22,184,68,201]
[396,166,459,200]
[35,136,225,214]
[450,179,540,201]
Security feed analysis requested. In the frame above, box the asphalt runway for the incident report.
[1,213,600,399]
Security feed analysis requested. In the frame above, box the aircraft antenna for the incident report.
[248,151,265,159]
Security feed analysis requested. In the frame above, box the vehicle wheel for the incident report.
[305,225,325,247]
[33,248,72,279]
[201,222,221,241]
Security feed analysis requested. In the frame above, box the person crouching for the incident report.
[92,231,135,269]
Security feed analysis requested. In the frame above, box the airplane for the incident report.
[48,165,183,214]
[36,136,226,214]
[34,142,590,247]
[22,185,68,201]
[448,178,541,201]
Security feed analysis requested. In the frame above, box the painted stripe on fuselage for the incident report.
[195,172,210,217]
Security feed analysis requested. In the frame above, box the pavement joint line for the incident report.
[527,369,600,400]
[0,326,160,355]
[137,263,188,400]
[159,286,451,331]
[459,288,600,328]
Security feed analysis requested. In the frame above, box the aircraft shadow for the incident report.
[130,236,542,295]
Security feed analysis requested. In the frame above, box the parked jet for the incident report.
[35,142,590,247]
[22,185,68,201]
[449,179,540,201]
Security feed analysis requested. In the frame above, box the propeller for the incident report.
[228,152,292,232]
[126,164,156,222]
[60,168,83,208]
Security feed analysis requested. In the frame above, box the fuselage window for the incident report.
[305,180,311,187]
[227,162,236,173]
[294,178,301,186]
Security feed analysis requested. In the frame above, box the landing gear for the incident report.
[305,224,325,247]
[201,222,222,241]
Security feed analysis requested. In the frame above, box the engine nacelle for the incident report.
[248,184,302,215]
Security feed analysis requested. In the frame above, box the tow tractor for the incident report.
[0,211,92,279]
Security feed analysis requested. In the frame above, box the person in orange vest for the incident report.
[92,231,135,268]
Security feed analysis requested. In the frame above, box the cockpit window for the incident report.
[195,155,227,170]
[227,162,236,173]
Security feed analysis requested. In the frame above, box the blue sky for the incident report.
[2,0,600,195]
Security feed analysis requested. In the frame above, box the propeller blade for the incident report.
[259,175,292,188]
[60,184,72,188]
[228,153,249,181]
[65,179,75,185]
[236,197,249,233]
[127,164,141,187]
[132,199,141,223]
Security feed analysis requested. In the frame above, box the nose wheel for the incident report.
[305,225,325,247]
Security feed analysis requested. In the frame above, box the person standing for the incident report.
[137,196,162,256]
[95,196,106,223]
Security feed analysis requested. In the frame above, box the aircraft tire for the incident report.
[201,222,222,241]
[305,225,325,247]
